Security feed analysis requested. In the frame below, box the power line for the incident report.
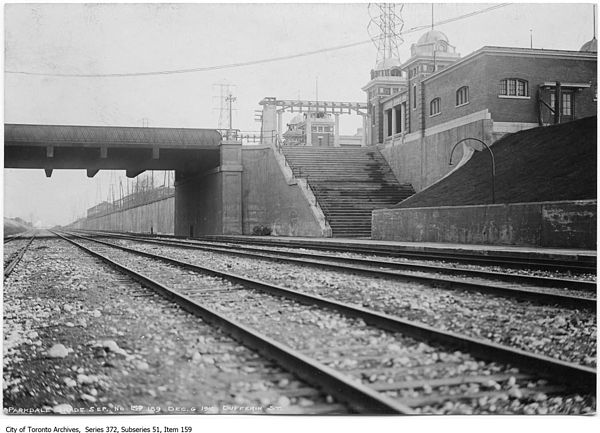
[5,4,510,78]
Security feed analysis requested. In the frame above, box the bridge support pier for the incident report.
[174,140,243,237]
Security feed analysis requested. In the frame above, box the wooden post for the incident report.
[554,82,561,124]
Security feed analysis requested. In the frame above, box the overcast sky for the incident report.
[2,1,596,227]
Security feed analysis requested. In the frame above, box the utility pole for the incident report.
[530,29,533,49]
[226,93,237,138]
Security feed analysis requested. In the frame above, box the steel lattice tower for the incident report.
[367,3,405,64]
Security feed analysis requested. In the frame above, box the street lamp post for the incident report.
[448,137,496,204]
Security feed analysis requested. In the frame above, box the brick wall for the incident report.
[422,52,596,128]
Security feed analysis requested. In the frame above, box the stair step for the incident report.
[281,146,415,237]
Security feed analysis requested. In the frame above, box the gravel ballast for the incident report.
[3,238,345,415]
[64,237,596,414]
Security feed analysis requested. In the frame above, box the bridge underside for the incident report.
[4,145,220,177]
[5,123,243,235]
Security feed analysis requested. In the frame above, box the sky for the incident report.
[2,1,596,227]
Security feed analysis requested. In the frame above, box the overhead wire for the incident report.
[5,4,510,78]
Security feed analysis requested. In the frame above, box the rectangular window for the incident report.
[562,93,572,116]
[499,80,507,95]
[413,85,417,109]
[552,92,573,116]
[500,79,529,97]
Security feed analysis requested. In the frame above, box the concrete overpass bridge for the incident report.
[4,123,244,236]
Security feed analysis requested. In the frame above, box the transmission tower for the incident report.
[367,3,405,64]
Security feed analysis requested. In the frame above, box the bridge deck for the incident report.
[4,123,223,173]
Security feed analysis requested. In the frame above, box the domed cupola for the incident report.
[411,29,456,57]
[580,37,597,52]
[417,29,449,45]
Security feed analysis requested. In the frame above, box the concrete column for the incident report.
[219,140,243,235]
[174,140,243,237]
[361,115,368,147]
[400,103,405,133]
[261,104,277,144]
[305,113,312,146]
[334,114,340,147]
[383,109,389,139]
[391,107,397,137]
[277,111,283,139]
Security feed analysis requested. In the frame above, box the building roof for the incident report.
[289,114,304,125]
[375,57,402,71]
[421,46,597,84]
[580,37,598,52]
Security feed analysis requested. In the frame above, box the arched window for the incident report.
[499,78,529,97]
[430,98,441,116]
[456,86,469,106]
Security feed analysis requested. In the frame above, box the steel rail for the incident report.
[72,230,596,309]
[60,230,596,393]
[199,235,597,273]
[52,230,412,414]
[4,235,35,278]
[78,229,596,291]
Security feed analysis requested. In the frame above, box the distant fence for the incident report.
[87,186,175,219]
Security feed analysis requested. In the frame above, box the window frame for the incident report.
[412,85,417,110]
[550,91,574,116]
[456,86,469,107]
[429,97,441,117]
[498,78,530,99]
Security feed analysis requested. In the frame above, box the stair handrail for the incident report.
[272,133,294,173]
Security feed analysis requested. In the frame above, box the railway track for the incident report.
[73,230,595,309]
[76,230,596,273]
[4,234,35,278]
[201,235,597,274]
[55,230,595,414]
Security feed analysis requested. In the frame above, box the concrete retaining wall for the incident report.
[241,146,324,237]
[379,118,493,192]
[72,196,175,234]
[71,145,324,238]
[372,199,596,249]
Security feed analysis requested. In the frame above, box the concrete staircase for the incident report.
[281,146,415,237]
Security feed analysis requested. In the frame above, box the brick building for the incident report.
[368,29,597,191]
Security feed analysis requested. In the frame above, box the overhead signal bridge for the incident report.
[259,97,370,146]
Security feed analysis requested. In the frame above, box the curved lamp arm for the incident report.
[448,137,496,204]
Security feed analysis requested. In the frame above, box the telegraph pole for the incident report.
[226,92,237,138]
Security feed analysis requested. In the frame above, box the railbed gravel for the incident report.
[3,238,345,415]
[72,238,595,414]
[110,239,596,368]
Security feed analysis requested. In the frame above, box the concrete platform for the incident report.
[207,235,597,262]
